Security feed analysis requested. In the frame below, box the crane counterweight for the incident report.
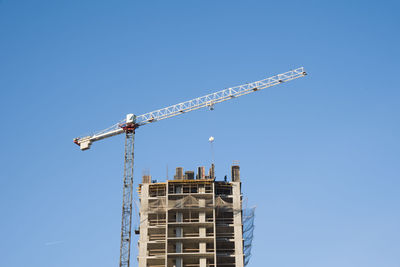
[73,136,92,150]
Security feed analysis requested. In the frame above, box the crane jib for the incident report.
[74,67,306,150]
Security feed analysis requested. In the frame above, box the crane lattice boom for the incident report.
[74,67,306,150]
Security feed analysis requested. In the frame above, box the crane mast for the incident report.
[73,67,307,267]
[119,128,135,267]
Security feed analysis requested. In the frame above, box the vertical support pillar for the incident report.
[199,198,207,267]
[138,183,149,267]
[212,183,217,267]
[119,130,135,267]
[165,181,169,267]
[232,181,244,267]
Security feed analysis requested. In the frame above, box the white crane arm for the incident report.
[74,67,306,150]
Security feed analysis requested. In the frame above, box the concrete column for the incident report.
[199,227,206,237]
[232,182,244,267]
[231,165,240,182]
[174,167,184,180]
[138,184,149,267]
[199,195,207,266]
[199,242,206,253]
[197,167,205,179]
[200,258,207,267]
[212,183,217,267]
[199,211,205,223]
[165,182,169,267]
[199,243,207,267]
[199,199,205,208]
[199,184,205,193]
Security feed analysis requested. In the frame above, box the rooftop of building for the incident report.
[140,164,240,184]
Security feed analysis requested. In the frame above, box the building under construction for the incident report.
[137,164,254,267]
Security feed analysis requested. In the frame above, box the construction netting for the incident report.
[148,198,167,212]
[214,196,234,212]
[147,195,236,211]
[243,206,255,266]
[169,195,212,209]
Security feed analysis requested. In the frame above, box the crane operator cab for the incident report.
[126,113,136,124]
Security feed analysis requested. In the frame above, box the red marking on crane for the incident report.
[120,123,139,133]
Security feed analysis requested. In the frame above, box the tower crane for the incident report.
[73,67,307,267]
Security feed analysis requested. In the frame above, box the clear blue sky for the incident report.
[1,1,399,267]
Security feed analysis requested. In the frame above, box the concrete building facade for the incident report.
[137,164,245,267]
